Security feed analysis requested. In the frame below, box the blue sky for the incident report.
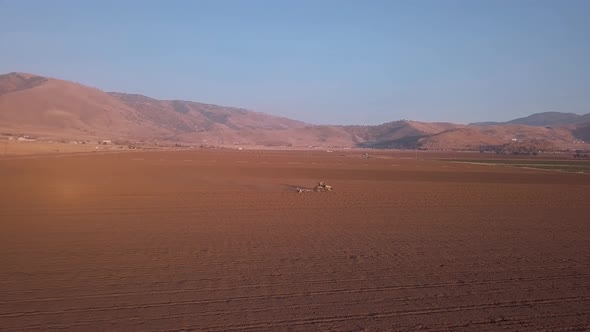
[1,0,588,125]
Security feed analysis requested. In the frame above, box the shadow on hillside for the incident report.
[357,135,425,149]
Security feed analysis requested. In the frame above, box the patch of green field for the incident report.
[512,164,590,173]
[443,159,590,173]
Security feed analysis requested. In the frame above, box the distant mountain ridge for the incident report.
[1,72,589,150]
[470,111,590,127]
[108,92,307,132]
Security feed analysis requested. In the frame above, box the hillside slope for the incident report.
[572,121,590,142]
[471,111,590,127]
[109,92,307,132]
[0,73,166,139]
[343,121,462,148]
[0,73,306,141]
[420,125,577,150]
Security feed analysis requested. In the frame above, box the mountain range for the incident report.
[1,72,589,150]
[470,112,590,127]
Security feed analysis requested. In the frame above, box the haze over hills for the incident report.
[1,72,589,150]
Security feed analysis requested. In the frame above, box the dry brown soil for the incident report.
[0,140,129,156]
[1,150,589,331]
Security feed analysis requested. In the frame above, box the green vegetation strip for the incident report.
[443,159,590,173]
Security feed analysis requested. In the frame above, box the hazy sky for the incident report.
[1,0,588,125]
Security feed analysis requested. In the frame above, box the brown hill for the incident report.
[419,125,576,150]
[0,73,306,142]
[344,121,461,148]
[0,73,168,140]
[167,125,358,148]
[0,72,49,96]
[109,92,307,132]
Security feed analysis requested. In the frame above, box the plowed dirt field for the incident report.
[1,150,589,331]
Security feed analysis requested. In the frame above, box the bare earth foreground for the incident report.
[1,150,589,331]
